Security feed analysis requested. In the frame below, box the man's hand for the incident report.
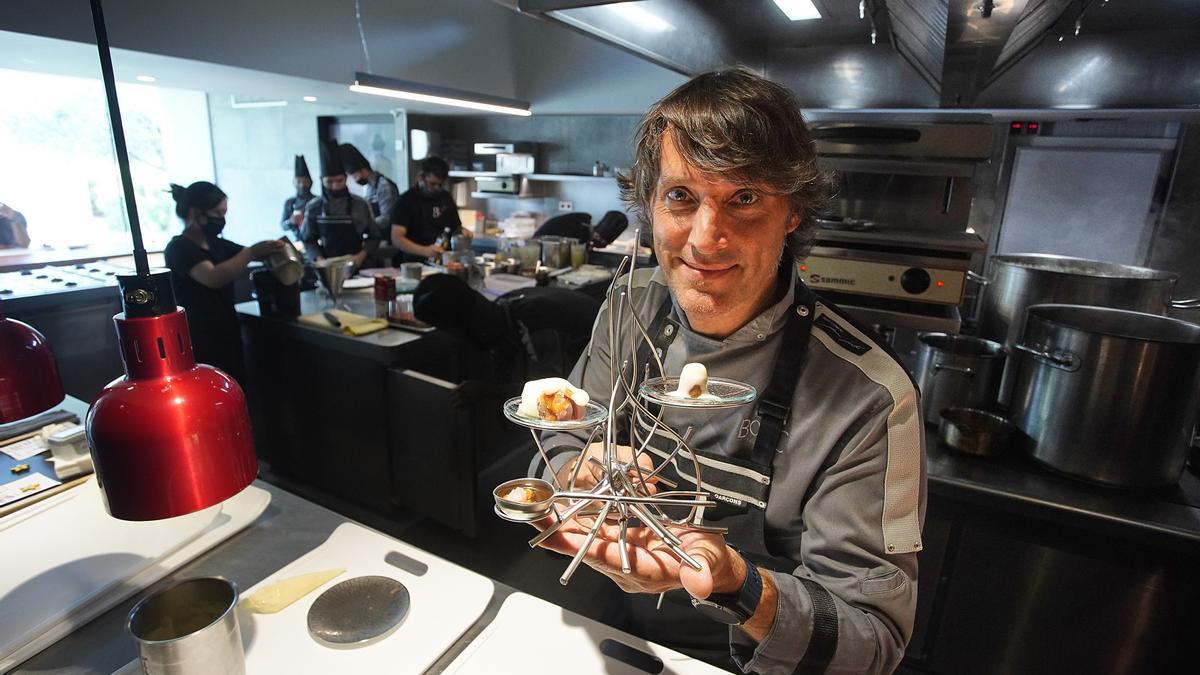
[531,514,744,599]
[423,244,443,260]
[458,226,474,240]
[556,443,658,492]
[290,211,303,227]
[352,250,368,268]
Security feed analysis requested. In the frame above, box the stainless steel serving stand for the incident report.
[494,241,759,587]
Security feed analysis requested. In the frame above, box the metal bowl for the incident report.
[493,478,555,521]
[939,407,1016,457]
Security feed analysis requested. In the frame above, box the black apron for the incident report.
[315,201,362,257]
[604,279,839,674]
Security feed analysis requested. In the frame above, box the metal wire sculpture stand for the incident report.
[494,240,758,586]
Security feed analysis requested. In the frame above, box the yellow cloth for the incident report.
[341,318,388,336]
[298,310,390,336]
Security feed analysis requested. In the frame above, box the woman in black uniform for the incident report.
[164,181,282,382]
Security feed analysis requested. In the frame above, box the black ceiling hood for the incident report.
[507,0,1200,109]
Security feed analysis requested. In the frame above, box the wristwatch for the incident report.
[691,550,763,625]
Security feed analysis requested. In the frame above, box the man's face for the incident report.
[651,133,799,337]
[419,172,446,194]
[294,177,312,192]
[349,168,371,185]
[322,175,346,192]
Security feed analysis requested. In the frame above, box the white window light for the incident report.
[349,72,531,117]
[303,96,318,102]
[135,75,156,83]
[773,0,822,21]
[229,95,288,109]
[607,2,675,32]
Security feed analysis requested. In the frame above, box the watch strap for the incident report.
[693,550,763,625]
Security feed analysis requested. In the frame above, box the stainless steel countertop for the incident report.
[926,432,1200,553]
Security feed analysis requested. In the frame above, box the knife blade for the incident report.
[322,311,341,328]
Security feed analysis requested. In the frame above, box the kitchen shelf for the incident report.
[470,192,541,200]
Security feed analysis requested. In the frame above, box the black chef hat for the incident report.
[319,140,345,178]
[338,143,370,174]
[294,155,311,180]
[169,181,226,219]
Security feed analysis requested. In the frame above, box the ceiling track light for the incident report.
[350,72,531,117]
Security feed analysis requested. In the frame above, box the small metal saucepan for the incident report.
[939,407,1016,457]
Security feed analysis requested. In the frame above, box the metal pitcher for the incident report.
[127,577,244,675]
[913,333,1006,426]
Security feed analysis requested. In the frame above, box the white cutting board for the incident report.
[0,479,270,671]
[444,592,729,675]
[240,522,493,673]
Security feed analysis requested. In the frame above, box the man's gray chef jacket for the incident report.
[542,266,926,675]
[299,194,379,258]
[365,172,400,231]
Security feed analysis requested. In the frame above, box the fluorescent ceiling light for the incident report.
[303,96,317,102]
[135,74,156,82]
[608,2,674,32]
[229,95,288,109]
[349,72,531,117]
[773,0,822,21]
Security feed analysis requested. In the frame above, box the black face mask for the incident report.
[296,186,310,197]
[201,215,226,237]
[419,181,442,197]
[355,177,369,186]
[324,187,349,200]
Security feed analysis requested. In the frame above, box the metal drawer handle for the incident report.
[1014,343,1081,371]
[966,271,990,286]
[1169,297,1200,310]
[932,363,974,378]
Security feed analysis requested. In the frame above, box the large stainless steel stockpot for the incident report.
[977,254,1200,349]
[1009,304,1200,489]
[914,334,1006,426]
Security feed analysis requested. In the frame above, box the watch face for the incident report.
[692,599,746,625]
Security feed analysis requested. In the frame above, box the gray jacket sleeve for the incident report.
[373,179,400,231]
[730,394,925,675]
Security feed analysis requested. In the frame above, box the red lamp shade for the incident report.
[86,305,258,520]
[0,302,65,423]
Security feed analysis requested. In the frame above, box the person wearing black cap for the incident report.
[389,156,472,263]
[164,181,283,382]
[339,142,399,234]
[280,155,314,238]
[301,140,379,267]
[413,273,600,406]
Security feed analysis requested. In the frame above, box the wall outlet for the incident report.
[558,201,574,212]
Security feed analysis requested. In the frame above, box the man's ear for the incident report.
[785,212,802,235]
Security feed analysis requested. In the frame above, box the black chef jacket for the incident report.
[164,234,247,382]
[390,186,461,262]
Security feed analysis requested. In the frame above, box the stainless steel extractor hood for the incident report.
[507,0,1200,109]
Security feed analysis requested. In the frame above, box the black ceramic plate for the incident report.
[306,575,410,646]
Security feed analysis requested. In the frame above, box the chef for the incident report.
[532,69,926,675]
[300,140,380,267]
[280,155,314,238]
[339,142,399,234]
[164,181,283,382]
[0,202,30,248]
[389,156,471,263]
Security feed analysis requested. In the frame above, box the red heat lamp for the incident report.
[0,300,65,423]
[85,0,257,520]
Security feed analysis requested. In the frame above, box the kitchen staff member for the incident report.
[280,154,314,238]
[164,181,283,382]
[301,140,379,267]
[389,156,471,263]
[532,69,925,675]
[0,202,30,248]
[339,142,399,232]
